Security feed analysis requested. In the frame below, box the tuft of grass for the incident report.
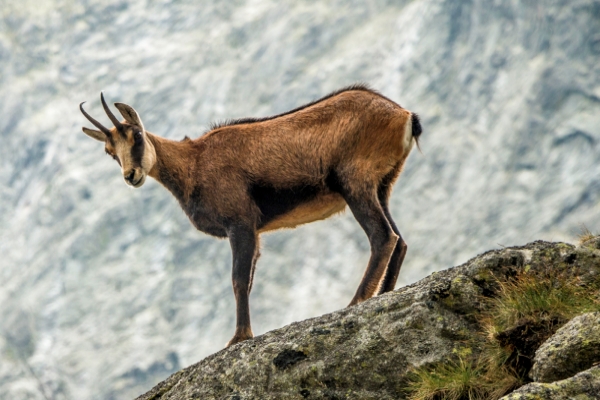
[407,356,518,400]
[482,273,600,336]
[478,337,512,371]
[407,268,600,400]
[578,225,596,246]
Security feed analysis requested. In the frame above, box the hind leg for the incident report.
[376,170,407,294]
[343,186,399,306]
[376,199,407,294]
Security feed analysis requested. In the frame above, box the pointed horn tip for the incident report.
[79,100,112,136]
[100,92,123,129]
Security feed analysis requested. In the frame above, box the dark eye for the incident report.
[134,131,143,142]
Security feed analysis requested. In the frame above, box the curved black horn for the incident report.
[80,102,112,136]
[101,92,123,130]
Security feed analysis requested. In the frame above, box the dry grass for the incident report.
[578,225,597,246]
[407,356,518,400]
[482,273,600,336]
[407,269,600,400]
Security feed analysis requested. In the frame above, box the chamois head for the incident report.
[80,93,156,188]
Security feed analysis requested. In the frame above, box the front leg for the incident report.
[226,223,258,347]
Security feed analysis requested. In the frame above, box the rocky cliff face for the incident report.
[136,239,600,400]
[1,0,599,399]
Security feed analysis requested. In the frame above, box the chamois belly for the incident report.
[258,193,346,233]
[250,181,346,232]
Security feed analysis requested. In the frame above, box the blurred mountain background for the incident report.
[0,0,599,398]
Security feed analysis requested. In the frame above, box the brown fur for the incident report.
[81,86,419,347]
[147,90,413,230]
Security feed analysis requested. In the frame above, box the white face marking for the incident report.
[82,100,155,187]
[107,126,156,188]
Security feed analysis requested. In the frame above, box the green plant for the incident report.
[407,355,517,400]
[483,273,600,336]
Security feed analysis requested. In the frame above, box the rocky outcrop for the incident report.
[136,262,484,399]
[530,312,600,383]
[136,240,600,399]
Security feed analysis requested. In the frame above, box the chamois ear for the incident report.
[114,103,145,133]
[82,127,106,142]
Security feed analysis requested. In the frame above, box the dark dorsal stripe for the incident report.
[209,83,386,131]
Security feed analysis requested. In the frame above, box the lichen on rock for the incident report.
[501,365,600,400]
[530,312,600,383]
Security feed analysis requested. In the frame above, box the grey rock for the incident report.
[137,289,472,400]
[530,312,600,383]
[502,366,600,400]
[136,241,600,399]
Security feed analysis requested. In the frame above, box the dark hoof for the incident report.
[226,330,254,347]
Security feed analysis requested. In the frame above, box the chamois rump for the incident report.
[79,84,422,346]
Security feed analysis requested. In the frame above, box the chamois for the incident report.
[80,85,422,346]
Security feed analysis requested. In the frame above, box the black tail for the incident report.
[411,112,422,152]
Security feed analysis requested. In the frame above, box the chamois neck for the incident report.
[147,133,196,201]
